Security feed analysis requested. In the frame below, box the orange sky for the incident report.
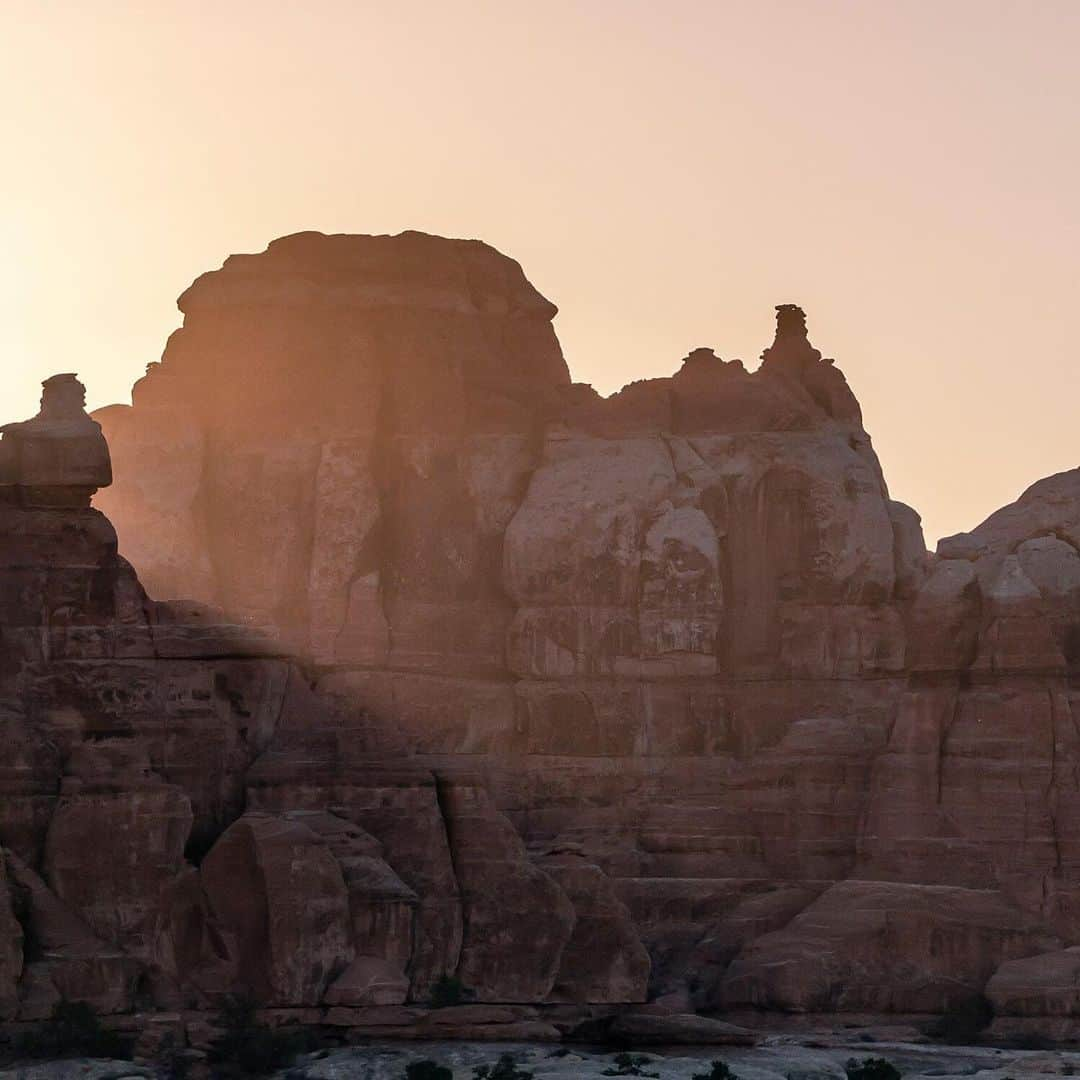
[3,1,1078,545]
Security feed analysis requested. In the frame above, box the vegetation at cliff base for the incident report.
[206,994,315,1077]
[603,1052,660,1076]
[474,1053,535,1078]
[406,1062,453,1080]
[693,1062,739,1080]
[845,1057,902,1080]
[429,972,471,1008]
[6,1000,132,1062]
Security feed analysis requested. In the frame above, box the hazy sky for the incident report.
[3,1,1077,545]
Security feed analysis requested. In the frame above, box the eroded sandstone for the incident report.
[0,232,1076,1050]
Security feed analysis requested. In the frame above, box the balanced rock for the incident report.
[0,374,111,507]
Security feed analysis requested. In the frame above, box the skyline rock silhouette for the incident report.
[0,232,1077,1046]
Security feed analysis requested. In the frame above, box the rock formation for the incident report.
[0,365,637,1032]
[1,231,1079,1046]
[0,373,111,508]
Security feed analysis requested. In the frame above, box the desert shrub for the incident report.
[693,1062,739,1080]
[13,1000,133,1060]
[926,993,995,1044]
[155,1031,195,1080]
[206,994,315,1077]
[845,1058,901,1080]
[474,1053,535,1078]
[406,1062,454,1080]
[429,972,470,1008]
[604,1052,660,1077]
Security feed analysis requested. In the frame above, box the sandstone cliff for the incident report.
[0,359,641,1032]
[1,231,1078,1039]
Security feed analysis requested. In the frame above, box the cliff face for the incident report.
[0,380,648,1039]
[94,230,570,669]
[3,231,1079,1033]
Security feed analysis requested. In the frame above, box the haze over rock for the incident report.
[0,231,1077,1047]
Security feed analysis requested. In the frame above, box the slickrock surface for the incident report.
[1,231,1079,1055]
[277,1038,1080,1080]
[6,1035,1076,1080]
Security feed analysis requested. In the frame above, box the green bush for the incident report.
[693,1062,739,1080]
[13,1000,133,1061]
[604,1052,660,1077]
[155,1031,194,1080]
[429,972,469,1008]
[474,1053,535,1078]
[406,1062,454,1080]
[845,1058,902,1080]
[206,994,315,1077]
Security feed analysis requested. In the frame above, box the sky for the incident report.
[2,1,1077,546]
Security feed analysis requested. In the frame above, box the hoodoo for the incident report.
[0,374,112,507]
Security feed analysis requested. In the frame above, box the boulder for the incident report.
[438,772,575,1001]
[572,1009,757,1046]
[199,811,352,1005]
[722,880,1060,1012]
[42,739,193,960]
[987,948,1080,1017]
[323,955,410,1006]
[6,853,139,1016]
[535,849,650,1003]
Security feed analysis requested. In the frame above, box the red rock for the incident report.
[198,811,352,1005]
[321,1003,421,1027]
[0,237,1078,1030]
[0,374,111,508]
[535,850,649,1004]
[322,955,409,1006]
[573,1009,757,1046]
[722,881,1061,1012]
[246,747,463,999]
[987,947,1080,1017]
[42,739,192,961]
[0,853,23,1019]
[291,810,417,972]
[422,1004,533,1025]
[437,772,575,1002]
[7,854,140,1016]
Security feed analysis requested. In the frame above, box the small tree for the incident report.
[14,1000,132,1061]
[429,972,468,1008]
[474,1053,535,1079]
[845,1058,902,1080]
[206,994,314,1077]
[693,1063,739,1080]
[406,1062,454,1080]
[604,1052,660,1077]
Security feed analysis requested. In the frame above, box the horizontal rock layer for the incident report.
[1,230,1078,1023]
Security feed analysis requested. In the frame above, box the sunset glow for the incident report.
[4,0,1079,543]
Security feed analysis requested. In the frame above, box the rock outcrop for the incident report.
[0,367,621,1024]
[0,231,1078,1039]
[0,373,111,509]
